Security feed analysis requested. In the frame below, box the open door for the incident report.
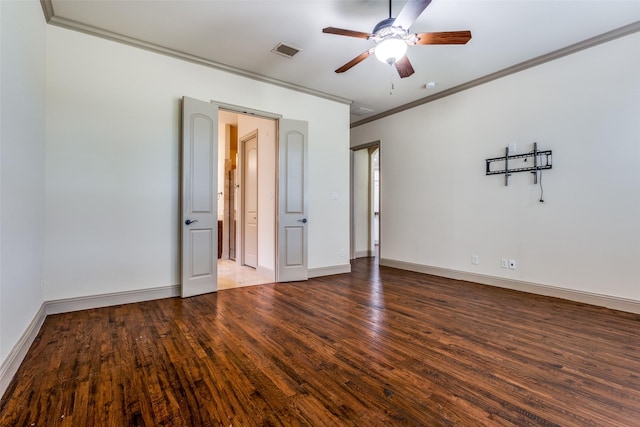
[277,119,309,282]
[181,97,218,297]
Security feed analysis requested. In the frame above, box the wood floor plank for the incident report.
[2,257,640,426]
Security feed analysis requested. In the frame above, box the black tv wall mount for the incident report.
[485,142,552,186]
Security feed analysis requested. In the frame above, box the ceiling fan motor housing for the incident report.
[371,18,411,44]
[372,17,396,35]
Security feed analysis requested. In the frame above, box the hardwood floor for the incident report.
[2,258,640,426]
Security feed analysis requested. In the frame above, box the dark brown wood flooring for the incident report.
[2,258,640,426]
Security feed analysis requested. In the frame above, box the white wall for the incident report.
[351,31,640,302]
[44,25,350,300]
[0,0,46,364]
[238,114,276,277]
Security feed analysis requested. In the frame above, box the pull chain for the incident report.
[389,64,395,95]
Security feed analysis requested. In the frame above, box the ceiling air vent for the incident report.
[271,43,301,58]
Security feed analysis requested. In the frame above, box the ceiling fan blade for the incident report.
[322,27,372,39]
[393,0,432,30]
[395,56,415,78]
[414,31,472,45]
[335,50,373,73]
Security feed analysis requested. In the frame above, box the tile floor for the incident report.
[217,259,273,290]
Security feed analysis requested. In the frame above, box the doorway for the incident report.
[372,147,380,257]
[217,111,274,288]
[351,142,380,260]
[181,97,309,297]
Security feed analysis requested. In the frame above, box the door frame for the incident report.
[238,129,259,268]
[350,140,381,260]
[214,102,285,282]
[208,101,309,283]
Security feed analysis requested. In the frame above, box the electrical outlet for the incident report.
[339,248,346,258]
[472,255,479,265]
[509,259,517,270]
[500,258,509,269]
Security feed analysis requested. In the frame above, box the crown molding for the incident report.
[39,1,351,106]
[37,2,640,127]
[40,0,54,22]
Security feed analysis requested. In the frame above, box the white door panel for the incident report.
[285,226,304,266]
[190,229,213,276]
[181,97,218,297]
[277,119,308,282]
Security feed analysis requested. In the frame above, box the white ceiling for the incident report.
[45,0,640,124]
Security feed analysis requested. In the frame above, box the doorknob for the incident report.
[185,219,198,225]
[298,218,307,223]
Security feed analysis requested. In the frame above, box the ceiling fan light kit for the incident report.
[322,0,471,78]
[375,37,408,64]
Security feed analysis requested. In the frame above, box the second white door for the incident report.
[243,131,258,268]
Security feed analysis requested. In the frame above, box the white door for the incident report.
[181,97,218,297]
[242,131,258,268]
[277,119,309,282]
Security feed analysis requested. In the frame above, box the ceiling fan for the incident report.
[322,0,471,78]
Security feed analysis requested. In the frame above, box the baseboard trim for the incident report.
[380,258,640,314]
[0,303,47,399]
[45,284,181,315]
[354,250,373,258]
[308,263,351,278]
